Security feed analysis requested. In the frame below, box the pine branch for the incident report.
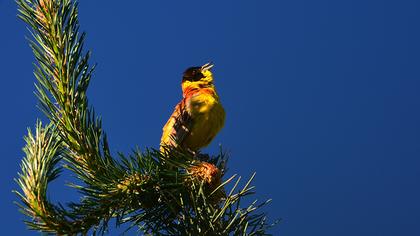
[15,0,277,234]
[17,0,110,180]
[14,121,87,234]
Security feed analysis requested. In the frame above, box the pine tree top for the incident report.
[14,0,277,234]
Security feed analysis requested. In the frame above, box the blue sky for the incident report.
[1,0,420,235]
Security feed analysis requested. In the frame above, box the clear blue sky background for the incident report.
[1,0,420,235]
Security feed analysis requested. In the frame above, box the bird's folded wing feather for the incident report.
[161,98,193,148]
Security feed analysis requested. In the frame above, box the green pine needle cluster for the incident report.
[14,0,277,235]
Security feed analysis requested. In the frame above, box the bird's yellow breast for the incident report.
[183,90,225,151]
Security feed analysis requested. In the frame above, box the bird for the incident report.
[160,62,225,153]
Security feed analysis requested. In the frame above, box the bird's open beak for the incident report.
[201,62,214,72]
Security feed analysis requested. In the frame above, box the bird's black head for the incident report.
[182,66,204,82]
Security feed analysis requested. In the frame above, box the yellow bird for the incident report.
[160,63,225,153]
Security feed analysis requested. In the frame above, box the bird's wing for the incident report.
[160,98,193,149]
